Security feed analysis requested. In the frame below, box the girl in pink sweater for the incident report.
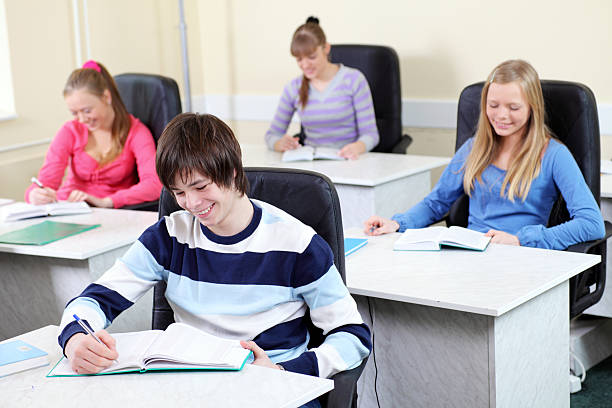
[26,60,162,208]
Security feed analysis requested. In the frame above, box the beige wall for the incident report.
[201,0,612,101]
[2,0,611,199]
[0,0,202,199]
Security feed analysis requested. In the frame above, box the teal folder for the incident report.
[344,238,368,256]
[0,220,100,245]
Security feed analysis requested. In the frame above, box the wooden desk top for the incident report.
[0,208,158,260]
[0,326,333,408]
[240,143,450,187]
[344,229,600,316]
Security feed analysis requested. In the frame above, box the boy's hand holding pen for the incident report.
[64,314,119,374]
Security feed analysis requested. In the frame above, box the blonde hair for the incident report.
[290,16,327,109]
[63,61,131,167]
[463,59,551,201]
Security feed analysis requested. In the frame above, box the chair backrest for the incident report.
[113,73,182,143]
[152,167,345,331]
[113,73,182,211]
[452,80,604,317]
[330,44,403,153]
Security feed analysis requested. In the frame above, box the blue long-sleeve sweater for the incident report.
[58,199,371,379]
[392,138,605,250]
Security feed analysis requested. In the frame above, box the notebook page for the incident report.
[441,226,490,250]
[313,147,344,160]
[47,330,162,376]
[143,323,245,367]
[282,146,315,162]
[45,201,91,216]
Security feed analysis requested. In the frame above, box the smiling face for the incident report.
[295,44,330,80]
[170,170,243,235]
[486,82,531,141]
[65,88,114,132]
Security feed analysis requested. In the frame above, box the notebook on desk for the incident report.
[0,201,91,222]
[47,323,252,377]
[393,226,490,252]
[282,146,345,162]
[0,220,100,245]
[345,238,368,256]
[0,198,14,207]
[0,340,49,378]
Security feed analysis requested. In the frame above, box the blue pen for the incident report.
[73,314,117,364]
[73,314,104,345]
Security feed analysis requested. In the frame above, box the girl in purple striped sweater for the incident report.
[265,17,379,160]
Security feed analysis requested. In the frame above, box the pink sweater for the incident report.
[25,115,162,208]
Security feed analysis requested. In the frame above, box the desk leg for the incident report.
[0,247,152,340]
[335,172,430,229]
[354,282,568,408]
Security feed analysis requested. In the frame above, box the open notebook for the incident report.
[0,201,91,222]
[47,323,252,377]
[393,226,491,251]
[282,146,345,162]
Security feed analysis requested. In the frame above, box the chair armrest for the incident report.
[566,221,612,254]
[322,356,369,408]
[120,200,159,212]
[390,134,413,154]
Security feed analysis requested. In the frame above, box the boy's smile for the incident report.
[170,170,253,237]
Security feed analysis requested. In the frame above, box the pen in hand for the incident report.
[31,177,44,188]
[73,314,117,363]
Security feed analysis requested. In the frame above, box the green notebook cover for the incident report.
[0,220,100,245]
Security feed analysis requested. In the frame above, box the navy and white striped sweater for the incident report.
[58,199,371,378]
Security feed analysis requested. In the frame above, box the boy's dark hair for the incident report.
[156,113,249,195]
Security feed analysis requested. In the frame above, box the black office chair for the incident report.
[152,167,368,408]
[449,80,612,317]
[329,44,412,154]
[114,73,182,212]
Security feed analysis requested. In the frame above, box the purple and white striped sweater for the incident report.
[265,65,380,151]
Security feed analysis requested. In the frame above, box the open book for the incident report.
[282,146,345,162]
[393,226,491,251]
[0,201,91,222]
[47,323,252,377]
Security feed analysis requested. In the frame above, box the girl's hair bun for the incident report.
[306,16,319,25]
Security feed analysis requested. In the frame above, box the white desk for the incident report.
[585,174,612,317]
[240,144,450,229]
[344,230,600,408]
[0,326,333,408]
[0,209,158,340]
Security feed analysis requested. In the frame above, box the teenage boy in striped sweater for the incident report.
[59,113,371,387]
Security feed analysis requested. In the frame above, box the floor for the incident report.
[571,353,612,407]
